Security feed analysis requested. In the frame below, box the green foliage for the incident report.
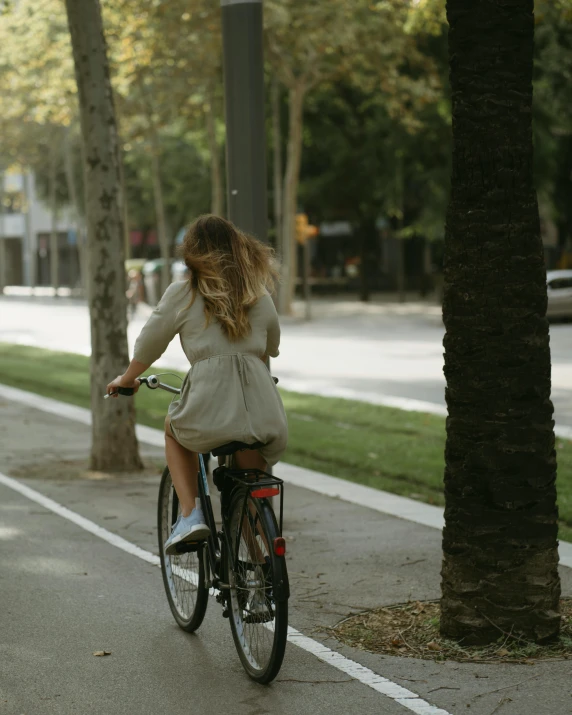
[0,0,570,260]
[124,128,211,236]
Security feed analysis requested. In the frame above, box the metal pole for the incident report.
[221,0,268,243]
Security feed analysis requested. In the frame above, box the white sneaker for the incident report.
[164,501,210,556]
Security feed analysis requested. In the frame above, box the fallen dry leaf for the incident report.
[93,650,111,657]
[496,648,510,657]
[426,641,442,652]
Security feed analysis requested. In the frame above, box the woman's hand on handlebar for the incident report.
[106,374,140,398]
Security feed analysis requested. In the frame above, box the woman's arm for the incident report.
[132,282,186,365]
[106,359,150,397]
[107,282,187,396]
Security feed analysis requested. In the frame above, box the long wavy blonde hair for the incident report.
[181,214,279,341]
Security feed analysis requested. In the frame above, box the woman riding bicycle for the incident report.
[106,215,288,554]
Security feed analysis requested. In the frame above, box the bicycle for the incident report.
[110,374,289,683]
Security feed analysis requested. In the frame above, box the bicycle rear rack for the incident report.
[213,467,285,535]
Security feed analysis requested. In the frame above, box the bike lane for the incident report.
[1,395,571,715]
[1,482,404,715]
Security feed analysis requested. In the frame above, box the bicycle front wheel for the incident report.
[225,488,288,683]
[157,467,209,632]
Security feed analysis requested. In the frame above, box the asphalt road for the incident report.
[1,295,572,429]
[1,483,403,715]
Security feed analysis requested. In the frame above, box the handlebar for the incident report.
[104,374,181,399]
[105,373,278,398]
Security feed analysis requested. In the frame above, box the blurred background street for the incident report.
[2,293,572,433]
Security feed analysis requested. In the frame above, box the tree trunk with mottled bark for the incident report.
[441,0,560,644]
[65,0,142,472]
[280,82,305,315]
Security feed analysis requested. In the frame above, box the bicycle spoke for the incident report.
[158,469,207,631]
[228,495,278,673]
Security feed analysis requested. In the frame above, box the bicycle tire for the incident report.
[225,487,288,683]
[157,467,209,632]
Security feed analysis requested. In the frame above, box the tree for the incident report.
[0,0,89,292]
[109,0,225,294]
[65,0,143,472]
[441,0,560,643]
[265,0,441,312]
[534,1,572,261]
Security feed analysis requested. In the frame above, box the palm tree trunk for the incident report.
[280,82,305,315]
[441,0,560,644]
[65,0,142,473]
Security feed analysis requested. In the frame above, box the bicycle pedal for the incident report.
[175,542,199,553]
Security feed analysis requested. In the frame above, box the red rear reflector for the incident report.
[273,537,286,556]
[250,487,280,499]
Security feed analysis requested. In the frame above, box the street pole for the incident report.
[221,1,272,492]
[220,0,268,243]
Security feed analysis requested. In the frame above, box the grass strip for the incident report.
[1,342,571,540]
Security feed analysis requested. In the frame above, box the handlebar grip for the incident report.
[116,386,135,396]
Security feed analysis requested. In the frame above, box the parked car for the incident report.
[547,270,572,320]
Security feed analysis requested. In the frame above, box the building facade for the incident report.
[0,170,79,289]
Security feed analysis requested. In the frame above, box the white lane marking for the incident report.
[2,382,572,569]
[0,471,451,715]
[287,628,450,714]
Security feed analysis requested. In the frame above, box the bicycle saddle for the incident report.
[211,440,265,457]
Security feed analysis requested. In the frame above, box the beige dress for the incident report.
[133,280,288,466]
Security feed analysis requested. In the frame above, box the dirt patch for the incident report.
[331,599,572,664]
[11,458,164,482]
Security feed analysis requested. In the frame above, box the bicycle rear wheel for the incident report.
[225,488,288,683]
[158,467,209,632]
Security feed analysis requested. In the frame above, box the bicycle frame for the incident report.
[187,454,285,598]
[136,373,286,597]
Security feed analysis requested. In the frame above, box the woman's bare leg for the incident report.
[234,449,267,471]
[235,449,268,562]
[164,416,198,517]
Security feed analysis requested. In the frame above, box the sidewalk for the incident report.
[1,394,572,714]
